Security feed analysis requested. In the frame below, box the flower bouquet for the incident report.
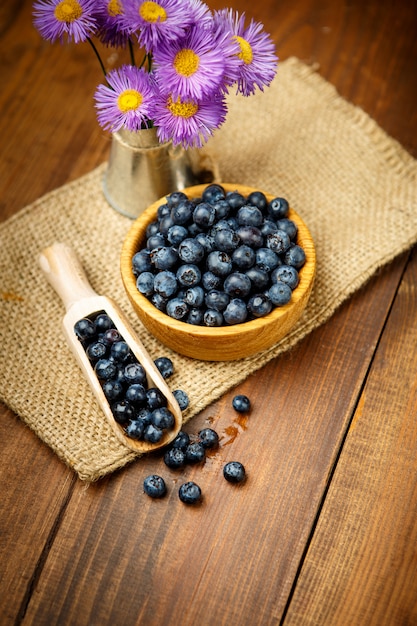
[33,0,278,149]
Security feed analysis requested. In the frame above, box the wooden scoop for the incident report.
[39,242,182,454]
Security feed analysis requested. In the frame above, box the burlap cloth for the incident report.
[1,58,417,481]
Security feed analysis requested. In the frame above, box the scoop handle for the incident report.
[39,243,98,311]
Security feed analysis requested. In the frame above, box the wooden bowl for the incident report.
[120,184,316,361]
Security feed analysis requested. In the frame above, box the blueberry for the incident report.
[146,387,167,409]
[214,228,240,253]
[247,190,267,211]
[136,271,155,296]
[94,313,114,333]
[206,251,232,277]
[255,248,280,273]
[136,407,153,426]
[166,190,188,209]
[193,202,216,228]
[154,356,174,379]
[284,244,306,269]
[205,289,230,311]
[102,379,124,402]
[132,249,152,275]
[176,264,201,287]
[236,225,264,248]
[125,418,145,440]
[157,203,171,219]
[204,309,224,327]
[74,318,96,342]
[112,400,135,425]
[223,272,252,298]
[185,441,206,464]
[158,214,175,235]
[94,358,117,381]
[167,224,188,245]
[151,246,179,271]
[202,183,225,204]
[223,461,246,483]
[271,265,299,290]
[268,197,289,220]
[123,362,147,385]
[198,428,219,449]
[173,389,189,410]
[110,340,131,363]
[247,293,273,317]
[226,190,246,210]
[195,232,215,254]
[146,220,160,238]
[153,270,178,298]
[268,282,292,306]
[143,423,164,443]
[143,474,167,498]
[164,447,186,469]
[86,341,107,362]
[245,266,270,291]
[202,271,222,291]
[170,199,194,224]
[166,297,189,320]
[178,238,205,264]
[266,230,291,254]
[179,481,202,504]
[261,219,279,237]
[125,383,147,406]
[100,328,122,346]
[186,308,205,325]
[276,218,297,240]
[147,233,166,250]
[232,394,251,413]
[223,298,248,325]
[171,430,190,450]
[232,245,256,270]
[237,205,263,227]
[184,286,205,307]
[150,293,167,312]
[151,406,175,429]
[213,199,230,219]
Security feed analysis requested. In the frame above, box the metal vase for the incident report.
[102,127,201,219]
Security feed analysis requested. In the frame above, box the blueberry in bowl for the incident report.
[120,183,316,361]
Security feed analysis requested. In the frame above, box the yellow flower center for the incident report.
[168,96,198,118]
[234,35,253,65]
[54,0,83,23]
[117,89,143,113]
[139,1,167,23]
[107,0,123,17]
[173,49,200,77]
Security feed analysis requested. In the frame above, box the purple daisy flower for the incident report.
[122,0,187,52]
[33,0,98,44]
[213,9,278,96]
[93,0,130,47]
[153,24,229,101]
[94,65,156,131]
[152,90,227,148]
[183,0,213,28]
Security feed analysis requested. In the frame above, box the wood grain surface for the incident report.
[1,1,417,625]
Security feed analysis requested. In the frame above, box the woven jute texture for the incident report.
[1,57,417,481]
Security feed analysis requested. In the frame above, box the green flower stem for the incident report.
[128,38,136,66]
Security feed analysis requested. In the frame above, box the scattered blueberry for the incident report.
[198,428,219,449]
[173,389,189,410]
[144,474,167,498]
[223,461,246,483]
[179,481,202,504]
[232,394,251,413]
[185,441,206,464]
[163,447,186,469]
[154,356,174,379]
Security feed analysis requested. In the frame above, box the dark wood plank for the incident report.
[284,249,417,626]
[21,258,405,626]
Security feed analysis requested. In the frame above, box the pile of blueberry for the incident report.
[132,183,306,326]
[73,312,188,443]
[143,393,250,504]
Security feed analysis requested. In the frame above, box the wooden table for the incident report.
[1,1,417,624]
